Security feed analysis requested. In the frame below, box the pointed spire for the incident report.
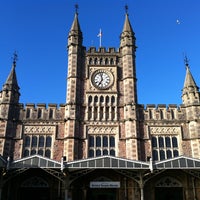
[183,56,198,89]
[183,65,197,89]
[122,5,134,33]
[68,4,83,46]
[182,57,200,105]
[120,5,135,48]
[3,52,19,94]
[70,4,81,32]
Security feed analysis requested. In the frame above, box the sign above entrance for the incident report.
[90,181,120,188]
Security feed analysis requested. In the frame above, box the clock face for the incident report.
[92,70,112,89]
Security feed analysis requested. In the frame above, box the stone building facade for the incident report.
[0,7,200,200]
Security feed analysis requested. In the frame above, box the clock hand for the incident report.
[98,73,103,86]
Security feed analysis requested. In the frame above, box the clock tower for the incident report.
[65,8,138,161]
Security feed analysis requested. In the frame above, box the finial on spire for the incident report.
[125,4,129,14]
[184,54,190,69]
[75,4,79,15]
[12,51,18,67]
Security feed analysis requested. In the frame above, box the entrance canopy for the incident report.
[66,155,149,170]
[3,155,200,171]
[154,155,200,169]
[10,155,61,169]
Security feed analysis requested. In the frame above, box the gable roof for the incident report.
[154,155,200,169]
[66,155,149,170]
[10,155,61,169]
[6,155,200,171]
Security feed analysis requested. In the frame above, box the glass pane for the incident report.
[111,96,115,103]
[39,136,44,147]
[110,149,115,156]
[96,136,101,147]
[46,136,52,147]
[167,150,172,159]
[45,149,51,158]
[25,136,30,147]
[38,149,43,156]
[23,149,29,157]
[172,137,178,147]
[94,96,98,102]
[165,137,171,148]
[96,149,101,156]
[110,136,115,147]
[173,150,179,157]
[158,137,164,147]
[153,150,158,161]
[88,96,92,103]
[160,150,165,160]
[32,136,37,147]
[103,149,108,155]
[103,136,108,147]
[152,137,157,147]
[31,149,36,155]
[89,150,94,158]
[100,96,104,102]
[89,136,94,147]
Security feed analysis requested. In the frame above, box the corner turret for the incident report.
[67,4,83,48]
[182,59,200,105]
[0,52,20,158]
[0,52,20,106]
[120,6,137,104]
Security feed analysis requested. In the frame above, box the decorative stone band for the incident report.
[149,126,181,135]
[87,126,118,135]
[24,125,56,134]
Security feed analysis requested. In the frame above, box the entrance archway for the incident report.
[87,188,116,200]
[155,176,183,200]
[20,176,50,200]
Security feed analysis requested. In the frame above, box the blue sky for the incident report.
[0,0,200,105]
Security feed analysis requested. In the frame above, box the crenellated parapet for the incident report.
[18,103,65,121]
[142,104,187,121]
[87,47,118,54]
[86,47,119,67]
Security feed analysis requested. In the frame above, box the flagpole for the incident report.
[97,29,102,47]
[99,34,101,47]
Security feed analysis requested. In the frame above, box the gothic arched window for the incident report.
[152,135,179,161]
[88,135,116,158]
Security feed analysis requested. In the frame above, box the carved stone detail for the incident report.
[24,125,56,134]
[21,176,49,188]
[149,126,181,135]
[87,126,118,135]
[155,177,182,187]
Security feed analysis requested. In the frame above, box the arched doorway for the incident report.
[20,176,50,200]
[155,176,183,200]
[87,188,116,200]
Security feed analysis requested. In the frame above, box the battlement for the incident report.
[87,47,119,54]
[141,104,186,121]
[19,103,66,121]
[86,48,119,66]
